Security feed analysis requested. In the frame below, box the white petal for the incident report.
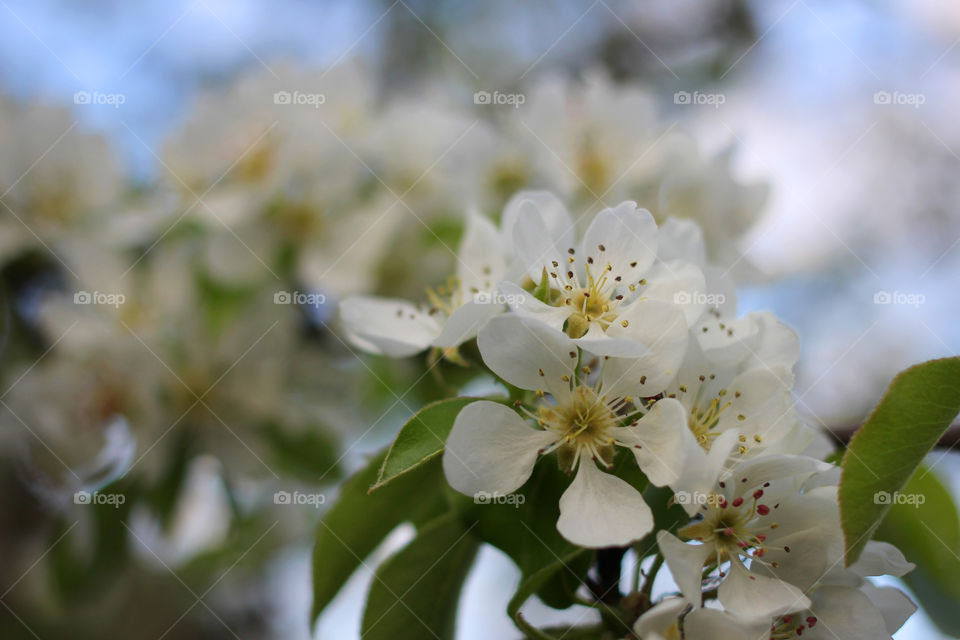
[702,265,740,318]
[432,300,503,348]
[580,202,658,284]
[500,190,574,252]
[557,456,653,548]
[695,309,760,368]
[859,583,916,635]
[684,607,767,640]
[764,492,843,558]
[442,401,556,497]
[657,531,713,604]
[641,260,707,326]
[457,212,506,296]
[850,541,915,578]
[657,217,706,266]
[614,398,688,487]
[339,296,441,357]
[512,198,565,281]
[724,454,830,499]
[633,598,687,639]
[339,326,386,355]
[666,336,712,408]
[719,556,809,622]
[715,367,797,446]
[742,311,800,372]
[807,585,893,640]
[497,279,571,332]
[601,299,689,393]
[752,528,830,592]
[575,322,648,358]
[673,429,739,516]
[477,314,576,399]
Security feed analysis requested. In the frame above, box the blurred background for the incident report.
[0,0,958,638]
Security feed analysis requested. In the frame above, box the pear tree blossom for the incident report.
[328,191,923,638]
[339,191,577,359]
[499,196,707,358]
[443,314,697,547]
[658,454,836,621]
[1,56,939,638]
[339,211,510,358]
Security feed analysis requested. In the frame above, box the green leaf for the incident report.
[877,466,960,636]
[374,397,486,490]
[361,513,480,640]
[50,488,133,600]
[259,421,340,482]
[839,357,960,565]
[311,450,447,622]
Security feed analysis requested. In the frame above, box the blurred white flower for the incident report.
[129,455,232,566]
[3,357,143,498]
[507,71,659,203]
[0,100,124,263]
[338,205,517,358]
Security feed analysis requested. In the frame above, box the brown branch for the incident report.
[827,422,960,448]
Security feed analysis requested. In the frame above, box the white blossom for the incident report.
[658,454,834,621]
[443,314,696,547]
[501,194,704,367]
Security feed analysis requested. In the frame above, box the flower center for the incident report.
[675,377,758,456]
[551,260,624,338]
[424,276,463,318]
[677,487,779,574]
[770,613,819,639]
[662,622,682,640]
[564,285,616,338]
[577,141,610,194]
[687,397,731,451]
[536,386,621,470]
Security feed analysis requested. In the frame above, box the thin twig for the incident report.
[828,422,960,448]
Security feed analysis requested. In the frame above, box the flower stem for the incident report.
[514,612,560,640]
[639,553,664,602]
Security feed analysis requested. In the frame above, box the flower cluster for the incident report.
[0,61,768,565]
[342,191,917,636]
[0,59,920,635]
